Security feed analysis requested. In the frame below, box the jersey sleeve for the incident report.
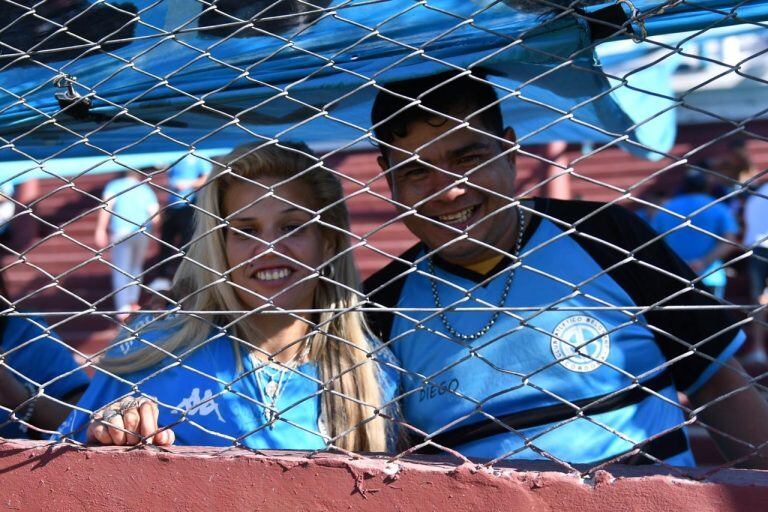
[5,317,90,401]
[367,337,403,451]
[541,198,745,395]
[368,338,401,407]
[363,243,424,342]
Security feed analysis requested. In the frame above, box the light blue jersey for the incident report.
[59,321,399,450]
[365,199,745,466]
[1,316,89,438]
[102,176,159,237]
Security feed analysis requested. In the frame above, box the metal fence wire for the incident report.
[1,0,767,479]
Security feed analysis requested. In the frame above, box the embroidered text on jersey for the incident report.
[550,315,611,373]
[172,387,225,423]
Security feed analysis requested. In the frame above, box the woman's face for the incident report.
[223,177,332,313]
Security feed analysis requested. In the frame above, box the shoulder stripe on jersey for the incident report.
[363,204,543,338]
[413,369,688,464]
[363,243,424,342]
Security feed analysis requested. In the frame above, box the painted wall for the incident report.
[1,440,766,511]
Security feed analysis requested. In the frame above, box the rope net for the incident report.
[1,0,767,478]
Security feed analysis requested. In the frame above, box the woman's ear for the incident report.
[322,236,336,268]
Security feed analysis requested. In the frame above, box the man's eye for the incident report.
[401,167,429,180]
[457,154,483,167]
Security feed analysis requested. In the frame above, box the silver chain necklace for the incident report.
[428,207,525,341]
[256,365,293,427]
[251,342,309,428]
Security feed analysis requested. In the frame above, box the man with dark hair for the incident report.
[364,70,768,467]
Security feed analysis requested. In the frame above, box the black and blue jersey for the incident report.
[364,198,744,465]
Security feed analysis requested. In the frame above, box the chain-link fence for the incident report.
[1,0,767,482]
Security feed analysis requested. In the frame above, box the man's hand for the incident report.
[87,396,175,446]
[690,358,768,469]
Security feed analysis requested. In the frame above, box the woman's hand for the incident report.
[87,397,175,446]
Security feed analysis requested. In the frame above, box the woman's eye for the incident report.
[282,223,308,235]
[231,226,257,238]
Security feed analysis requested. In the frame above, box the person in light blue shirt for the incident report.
[153,156,211,287]
[167,155,209,203]
[61,142,397,452]
[94,170,160,320]
[364,70,768,468]
[0,179,15,239]
[651,170,739,299]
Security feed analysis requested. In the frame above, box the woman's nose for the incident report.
[253,229,284,254]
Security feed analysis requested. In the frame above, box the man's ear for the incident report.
[503,126,517,167]
[377,155,393,190]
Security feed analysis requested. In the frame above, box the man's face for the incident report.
[378,117,518,265]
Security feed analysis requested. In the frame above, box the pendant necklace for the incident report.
[252,341,309,428]
[428,206,525,341]
[256,365,292,427]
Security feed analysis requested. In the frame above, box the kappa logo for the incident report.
[172,388,225,423]
[550,315,611,373]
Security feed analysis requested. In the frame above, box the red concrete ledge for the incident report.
[0,440,766,511]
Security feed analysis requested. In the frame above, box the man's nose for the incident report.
[430,167,466,202]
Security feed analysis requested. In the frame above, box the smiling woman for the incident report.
[58,142,397,453]
[223,177,330,316]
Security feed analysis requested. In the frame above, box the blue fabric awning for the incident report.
[587,0,768,39]
[1,0,766,181]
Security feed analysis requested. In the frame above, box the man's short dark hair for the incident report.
[371,70,505,149]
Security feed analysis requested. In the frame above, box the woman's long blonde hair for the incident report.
[101,141,389,452]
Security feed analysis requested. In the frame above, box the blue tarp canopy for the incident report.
[1,0,766,181]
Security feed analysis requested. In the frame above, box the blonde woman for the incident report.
[59,142,397,452]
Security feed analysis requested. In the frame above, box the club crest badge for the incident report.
[550,315,611,373]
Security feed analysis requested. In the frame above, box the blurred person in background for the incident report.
[651,169,739,300]
[713,139,752,195]
[94,169,159,322]
[149,155,210,292]
[634,188,668,226]
[742,175,768,366]
[0,272,89,439]
[0,180,15,246]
